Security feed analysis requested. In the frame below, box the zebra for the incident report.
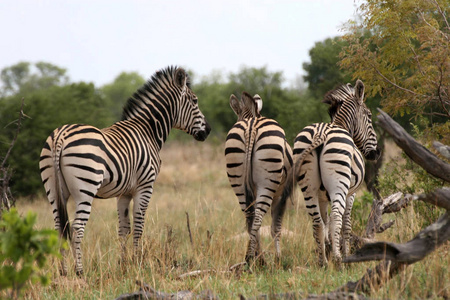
[293,80,380,267]
[39,66,211,276]
[225,92,293,264]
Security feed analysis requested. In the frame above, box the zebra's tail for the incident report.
[294,125,331,177]
[243,122,257,209]
[53,138,71,241]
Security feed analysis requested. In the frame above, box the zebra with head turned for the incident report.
[39,66,211,276]
[225,92,293,264]
[293,80,380,267]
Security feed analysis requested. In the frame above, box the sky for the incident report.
[1,0,359,87]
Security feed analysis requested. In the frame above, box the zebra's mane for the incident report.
[322,83,355,121]
[121,66,190,121]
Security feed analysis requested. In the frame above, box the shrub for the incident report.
[0,208,61,299]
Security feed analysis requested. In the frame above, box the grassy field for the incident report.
[11,141,450,299]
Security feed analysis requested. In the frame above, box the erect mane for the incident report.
[121,66,191,121]
[322,83,355,121]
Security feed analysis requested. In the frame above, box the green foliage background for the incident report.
[0,62,331,197]
[1,0,448,198]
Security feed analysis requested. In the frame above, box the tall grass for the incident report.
[11,141,450,299]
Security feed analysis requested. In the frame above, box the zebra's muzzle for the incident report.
[193,121,211,142]
[365,146,381,161]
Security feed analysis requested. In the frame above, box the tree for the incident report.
[193,66,322,142]
[340,0,449,144]
[101,71,145,122]
[0,84,114,197]
[303,37,353,100]
[0,62,68,96]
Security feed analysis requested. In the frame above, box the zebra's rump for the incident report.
[293,123,365,195]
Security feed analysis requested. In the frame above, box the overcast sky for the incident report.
[1,0,359,87]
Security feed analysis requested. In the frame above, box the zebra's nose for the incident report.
[366,146,381,161]
[194,121,211,141]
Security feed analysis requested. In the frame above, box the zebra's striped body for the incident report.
[293,80,379,266]
[39,66,210,276]
[225,92,293,263]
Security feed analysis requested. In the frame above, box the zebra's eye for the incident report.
[192,98,198,105]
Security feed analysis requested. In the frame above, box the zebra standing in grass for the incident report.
[293,80,380,266]
[39,66,211,276]
[225,92,293,264]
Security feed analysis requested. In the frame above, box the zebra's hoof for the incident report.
[75,269,84,277]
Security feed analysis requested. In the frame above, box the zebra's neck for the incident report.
[122,94,176,150]
[331,104,355,137]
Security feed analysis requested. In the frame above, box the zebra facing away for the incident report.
[225,92,293,264]
[293,80,380,267]
[39,66,211,276]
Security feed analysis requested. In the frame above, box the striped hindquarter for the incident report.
[225,116,293,263]
[39,66,210,276]
[294,123,365,266]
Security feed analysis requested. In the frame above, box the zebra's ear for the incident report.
[355,79,365,104]
[174,68,187,88]
[230,94,242,117]
[242,92,259,117]
[253,94,263,115]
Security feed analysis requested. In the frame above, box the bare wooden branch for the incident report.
[377,220,395,234]
[1,98,26,213]
[364,192,409,240]
[337,261,406,295]
[115,280,217,300]
[346,211,450,264]
[0,98,26,170]
[377,109,450,183]
[412,187,450,211]
[433,141,450,160]
[336,187,450,296]
[185,212,193,245]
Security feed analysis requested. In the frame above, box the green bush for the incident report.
[0,208,62,299]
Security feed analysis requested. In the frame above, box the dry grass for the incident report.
[10,141,450,299]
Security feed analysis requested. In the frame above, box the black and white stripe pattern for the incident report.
[293,80,380,266]
[39,66,211,276]
[225,92,293,264]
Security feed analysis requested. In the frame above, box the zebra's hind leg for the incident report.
[342,193,355,258]
[245,205,266,266]
[318,190,331,259]
[271,194,288,261]
[329,198,346,266]
[71,196,94,276]
[117,195,132,265]
[311,209,328,267]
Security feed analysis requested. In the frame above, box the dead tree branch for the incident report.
[376,108,450,182]
[338,188,450,295]
[1,98,26,213]
[433,141,450,160]
[186,211,194,245]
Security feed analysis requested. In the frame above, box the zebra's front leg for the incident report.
[71,197,94,276]
[132,189,153,262]
[117,195,132,264]
[342,193,355,257]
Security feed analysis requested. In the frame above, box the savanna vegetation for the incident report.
[0,0,448,298]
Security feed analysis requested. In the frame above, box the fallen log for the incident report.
[115,280,217,300]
